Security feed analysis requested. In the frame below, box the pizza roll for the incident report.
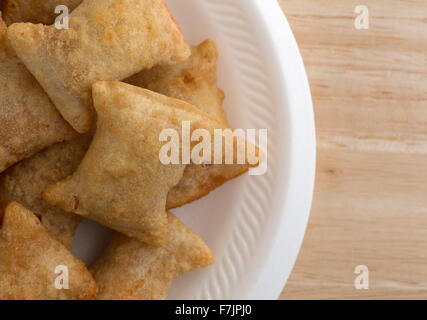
[0,134,92,248]
[126,39,228,126]
[2,0,83,25]
[127,39,261,209]
[0,202,98,300]
[43,81,224,247]
[0,15,76,173]
[167,162,259,209]
[91,212,214,300]
[7,0,191,133]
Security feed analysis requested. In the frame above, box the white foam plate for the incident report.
[73,0,316,300]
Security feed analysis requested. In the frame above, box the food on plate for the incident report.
[0,134,92,248]
[167,162,260,209]
[7,0,191,133]
[43,81,227,247]
[126,39,228,126]
[0,14,76,173]
[91,213,214,300]
[127,39,261,209]
[2,0,83,25]
[0,0,266,300]
[0,202,98,300]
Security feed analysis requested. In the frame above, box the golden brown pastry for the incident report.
[167,162,258,209]
[0,202,98,300]
[43,81,224,247]
[0,134,92,248]
[2,0,83,25]
[0,13,6,41]
[91,213,214,300]
[127,39,261,209]
[0,15,76,173]
[126,39,228,126]
[7,0,191,133]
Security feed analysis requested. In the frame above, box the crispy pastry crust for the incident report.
[127,40,262,209]
[43,82,223,247]
[0,202,98,300]
[7,0,191,133]
[2,0,83,25]
[0,134,92,248]
[0,14,77,173]
[91,213,214,300]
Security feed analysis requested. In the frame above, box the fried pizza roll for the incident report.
[0,202,98,300]
[0,134,92,248]
[167,162,260,209]
[126,39,228,126]
[7,0,191,133]
[127,39,261,209]
[2,0,83,25]
[91,213,214,300]
[0,15,76,173]
[43,81,225,247]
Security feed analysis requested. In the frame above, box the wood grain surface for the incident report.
[278,0,427,299]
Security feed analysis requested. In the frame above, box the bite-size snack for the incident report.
[43,81,225,247]
[126,39,228,126]
[7,0,191,133]
[127,39,261,209]
[91,213,214,300]
[0,202,98,300]
[0,134,92,248]
[2,0,83,25]
[0,13,76,173]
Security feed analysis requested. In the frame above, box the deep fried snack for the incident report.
[0,202,98,300]
[0,13,6,41]
[126,39,228,126]
[0,134,92,248]
[0,16,76,173]
[91,213,214,300]
[7,0,191,133]
[2,0,83,25]
[167,162,258,209]
[43,81,223,247]
[127,39,260,209]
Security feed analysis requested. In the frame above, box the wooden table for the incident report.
[278,0,427,299]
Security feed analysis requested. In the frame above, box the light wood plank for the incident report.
[278,0,427,299]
